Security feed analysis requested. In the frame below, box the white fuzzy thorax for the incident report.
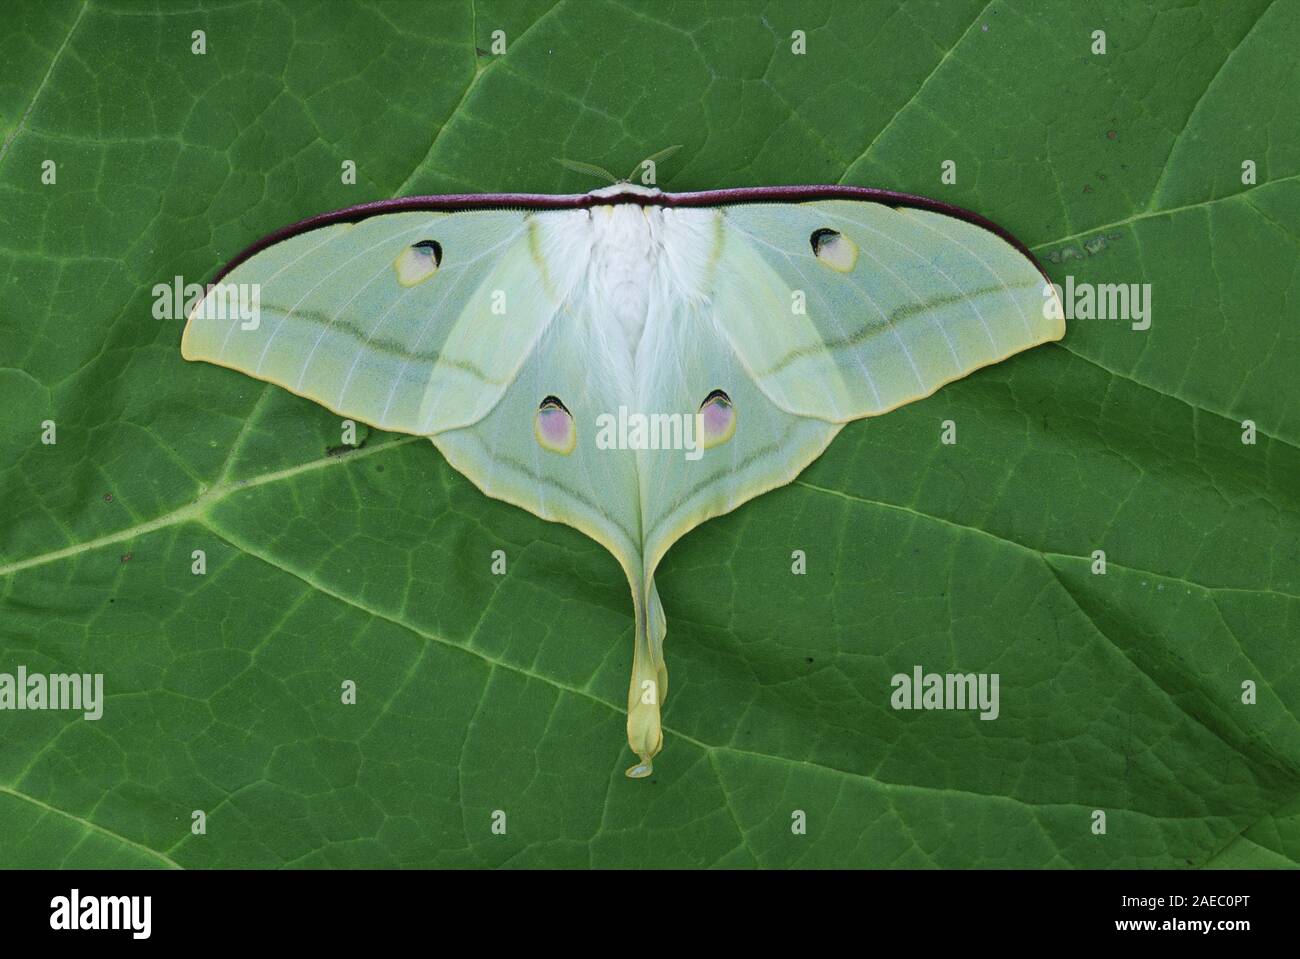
[531,191,718,404]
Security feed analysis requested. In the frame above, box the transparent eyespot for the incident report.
[394,239,442,286]
[810,228,857,272]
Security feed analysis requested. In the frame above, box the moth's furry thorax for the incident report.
[533,201,719,392]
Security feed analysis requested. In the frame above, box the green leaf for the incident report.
[1,0,1296,868]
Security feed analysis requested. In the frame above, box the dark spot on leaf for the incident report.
[120,552,132,563]
[326,437,367,457]
[1047,232,1124,263]
[1106,129,1117,140]
[103,493,113,503]
[806,657,814,664]
[376,465,385,473]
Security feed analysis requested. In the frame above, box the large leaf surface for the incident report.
[1,0,1297,868]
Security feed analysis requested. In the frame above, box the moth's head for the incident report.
[587,182,663,200]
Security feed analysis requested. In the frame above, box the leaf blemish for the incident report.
[326,439,366,457]
[1045,232,1122,263]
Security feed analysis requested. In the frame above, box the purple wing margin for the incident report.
[208,186,1050,284]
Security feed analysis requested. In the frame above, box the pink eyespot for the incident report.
[699,389,736,448]
[535,395,576,454]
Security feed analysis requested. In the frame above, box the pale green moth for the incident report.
[182,175,1064,778]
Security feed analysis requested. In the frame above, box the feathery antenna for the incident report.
[553,157,620,184]
[627,145,682,183]
[555,146,685,186]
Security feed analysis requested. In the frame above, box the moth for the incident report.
[182,171,1063,779]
